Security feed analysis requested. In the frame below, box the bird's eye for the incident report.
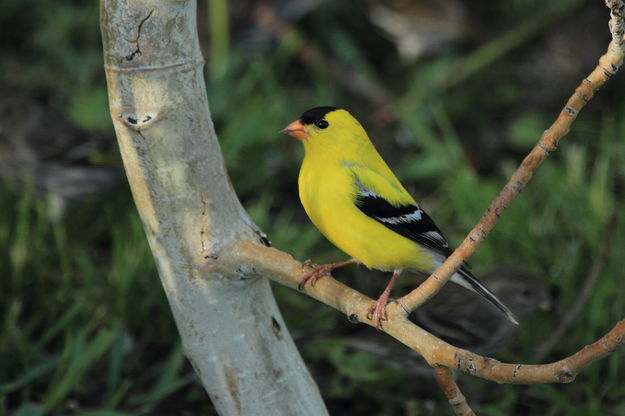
[315,119,329,129]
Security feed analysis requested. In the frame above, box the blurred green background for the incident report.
[1,0,624,415]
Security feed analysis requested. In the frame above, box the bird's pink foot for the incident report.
[366,269,402,329]
[298,258,357,290]
[298,260,334,290]
[366,296,394,329]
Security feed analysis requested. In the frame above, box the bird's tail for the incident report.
[450,266,519,325]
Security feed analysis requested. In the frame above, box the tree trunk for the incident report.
[99,1,328,414]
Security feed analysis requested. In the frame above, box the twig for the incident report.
[434,367,475,416]
[397,0,625,315]
[533,215,617,362]
[217,0,625,389]
[213,1,625,414]
[234,239,625,385]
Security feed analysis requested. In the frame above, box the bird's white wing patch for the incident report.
[353,178,451,254]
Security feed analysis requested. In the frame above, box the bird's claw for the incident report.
[366,298,397,330]
[298,260,333,290]
[302,259,316,268]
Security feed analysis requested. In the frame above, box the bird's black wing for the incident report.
[353,183,452,257]
[352,175,517,323]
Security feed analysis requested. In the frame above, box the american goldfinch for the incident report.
[282,106,518,328]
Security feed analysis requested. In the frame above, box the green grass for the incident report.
[1,0,625,414]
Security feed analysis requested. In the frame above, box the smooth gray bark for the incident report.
[100,1,328,414]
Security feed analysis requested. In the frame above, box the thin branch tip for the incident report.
[232,3,625,413]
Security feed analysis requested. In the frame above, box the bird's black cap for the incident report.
[300,106,338,125]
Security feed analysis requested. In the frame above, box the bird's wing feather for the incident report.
[347,164,452,256]
[350,166,518,323]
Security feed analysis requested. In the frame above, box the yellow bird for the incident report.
[281,107,518,328]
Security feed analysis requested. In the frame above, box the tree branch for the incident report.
[399,0,625,314]
[434,367,475,416]
[100,1,328,415]
[234,239,625,384]
[101,0,625,414]
[218,0,625,390]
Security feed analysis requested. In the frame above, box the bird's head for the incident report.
[281,107,367,152]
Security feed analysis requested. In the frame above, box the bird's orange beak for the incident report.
[280,119,308,140]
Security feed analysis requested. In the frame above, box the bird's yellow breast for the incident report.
[298,160,432,272]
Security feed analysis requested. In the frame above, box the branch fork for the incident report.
[245,1,625,413]
[102,0,625,415]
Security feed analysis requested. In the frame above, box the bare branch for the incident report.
[221,5,625,390]
[434,367,475,416]
[234,240,625,384]
[398,0,625,314]
[100,1,328,414]
[102,0,625,414]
